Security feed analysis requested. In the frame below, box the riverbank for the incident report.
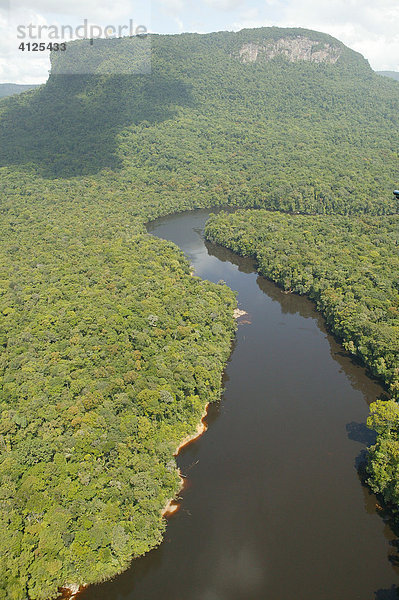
[162,402,210,518]
[62,209,395,600]
[58,402,212,599]
[162,304,247,517]
[59,585,85,599]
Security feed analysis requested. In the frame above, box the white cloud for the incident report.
[203,0,246,10]
[1,0,151,82]
[8,0,143,20]
[277,0,399,69]
[2,0,399,82]
[229,0,399,70]
[157,0,188,24]
[174,16,184,31]
[0,7,50,82]
[158,0,185,12]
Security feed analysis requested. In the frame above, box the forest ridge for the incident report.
[0,26,398,599]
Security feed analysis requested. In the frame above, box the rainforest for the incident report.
[0,26,398,599]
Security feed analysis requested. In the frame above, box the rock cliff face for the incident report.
[238,36,341,64]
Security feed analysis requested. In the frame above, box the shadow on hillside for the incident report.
[0,73,194,178]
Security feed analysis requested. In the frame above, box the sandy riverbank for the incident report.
[233,308,248,319]
[161,402,210,518]
[59,404,211,598]
[59,584,85,599]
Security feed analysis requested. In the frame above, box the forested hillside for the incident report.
[1,28,399,213]
[0,84,39,98]
[0,26,399,599]
[377,71,399,82]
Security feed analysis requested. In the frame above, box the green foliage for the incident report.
[367,401,399,512]
[0,28,398,212]
[0,221,236,598]
[1,25,399,598]
[377,71,399,82]
[0,84,39,99]
[205,208,399,525]
[205,210,399,396]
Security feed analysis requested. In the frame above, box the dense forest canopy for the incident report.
[1,28,399,212]
[0,26,398,599]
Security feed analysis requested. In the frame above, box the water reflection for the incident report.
[374,586,399,599]
[206,236,389,405]
[346,422,377,446]
[79,209,398,600]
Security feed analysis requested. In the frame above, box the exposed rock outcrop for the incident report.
[238,37,341,64]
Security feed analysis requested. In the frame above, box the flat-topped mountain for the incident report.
[0,28,399,598]
[50,27,369,74]
[1,27,396,215]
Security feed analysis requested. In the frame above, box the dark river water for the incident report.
[80,209,398,600]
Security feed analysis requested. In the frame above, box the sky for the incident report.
[1,0,399,83]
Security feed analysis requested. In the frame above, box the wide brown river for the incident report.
[80,209,398,600]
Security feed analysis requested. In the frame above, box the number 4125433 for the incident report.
[19,42,67,51]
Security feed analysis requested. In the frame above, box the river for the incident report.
[79,209,398,600]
